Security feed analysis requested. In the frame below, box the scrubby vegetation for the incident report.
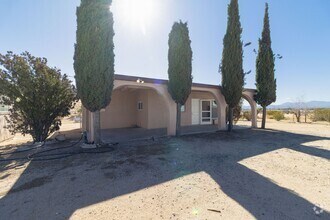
[267,110,285,120]
[312,109,330,122]
[242,111,252,121]
[267,110,278,117]
[272,111,285,121]
[266,109,330,123]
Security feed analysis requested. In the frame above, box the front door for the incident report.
[201,100,212,124]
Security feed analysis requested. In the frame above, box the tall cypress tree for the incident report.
[168,21,193,136]
[221,0,244,131]
[255,3,276,129]
[74,0,115,143]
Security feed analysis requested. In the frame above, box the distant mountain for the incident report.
[269,101,330,109]
[243,101,330,110]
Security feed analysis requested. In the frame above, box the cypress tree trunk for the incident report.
[228,107,233,131]
[93,110,101,144]
[176,103,181,136]
[262,106,267,129]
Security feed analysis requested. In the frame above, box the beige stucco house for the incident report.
[82,74,257,139]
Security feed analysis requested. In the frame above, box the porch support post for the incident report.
[243,90,258,128]
[218,104,227,130]
[213,91,227,131]
[251,101,257,128]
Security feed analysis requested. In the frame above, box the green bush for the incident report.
[313,109,330,122]
[0,52,77,142]
[267,110,285,120]
[272,111,285,121]
[242,111,251,121]
[267,110,278,118]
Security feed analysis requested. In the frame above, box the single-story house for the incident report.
[82,74,257,139]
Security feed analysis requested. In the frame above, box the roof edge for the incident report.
[114,74,256,92]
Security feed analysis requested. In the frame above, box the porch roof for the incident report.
[114,74,256,93]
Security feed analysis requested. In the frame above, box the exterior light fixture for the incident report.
[136,78,144,84]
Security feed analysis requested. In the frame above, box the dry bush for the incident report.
[312,109,330,122]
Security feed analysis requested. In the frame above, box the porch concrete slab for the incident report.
[181,124,218,135]
[181,123,252,135]
[101,124,251,143]
[101,127,167,143]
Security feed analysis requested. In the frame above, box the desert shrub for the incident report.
[267,110,278,118]
[242,111,251,121]
[267,110,285,120]
[312,109,330,122]
[0,52,77,142]
[272,111,285,121]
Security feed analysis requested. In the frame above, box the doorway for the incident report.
[201,100,212,124]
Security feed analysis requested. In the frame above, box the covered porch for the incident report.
[101,124,220,143]
[82,74,258,142]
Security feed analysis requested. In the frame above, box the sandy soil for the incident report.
[0,121,329,220]
[0,118,82,146]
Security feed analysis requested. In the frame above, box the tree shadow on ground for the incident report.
[0,128,329,219]
[0,128,82,173]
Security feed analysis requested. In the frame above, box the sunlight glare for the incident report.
[112,0,156,35]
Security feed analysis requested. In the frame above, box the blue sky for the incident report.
[0,0,329,104]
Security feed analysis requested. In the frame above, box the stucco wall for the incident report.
[181,91,216,126]
[136,90,149,128]
[84,89,224,131]
[147,90,168,129]
[99,89,168,130]
[98,90,218,129]
[100,90,137,129]
[0,113,13,142]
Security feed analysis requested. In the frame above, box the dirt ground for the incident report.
[0,120,329,220]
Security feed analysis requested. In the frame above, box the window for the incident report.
[212,100,218,118]
[181,105,185,112]
[137,101,143,110]
[212,100,217,108]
